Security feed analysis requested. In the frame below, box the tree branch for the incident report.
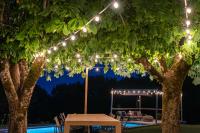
[159,55,168,73]
[0,59,19,107]
[19,60,29,91]
[20,57,45,109]
[136,57,164,82]
[9,63,20,92]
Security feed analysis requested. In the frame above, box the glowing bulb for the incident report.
[78,58,82,63]
[128,58,131,62]
[46,59,50,63]
[95,54,100,59]
[47,50,52,54]
[53,46,58,51]
[55,65,58,69]
[95,16,100,22]
[95,68,99,72]
[186,7,192,14]
[95,59,98,63]
[188,35,192,40]
[186,29,190,34]
[62,41,66,47]
[113,1,119,8]
[35,54,39,58]
[76,53,81,58]
[113,54,118,58]
[186,20,191,26]
[40,52,44,57]
[70,35,76,41]
[65,66,70,71]
[82,27,87,33]
[111,58,114,62]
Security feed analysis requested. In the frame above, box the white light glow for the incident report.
[82,27,87,33]
[95,59,98,63]
[78,58,82,63]
[46,59,50,62]
[76,53,81,58]
[47,50,52,54]
[113,54,118,58]
[65,66,70,71]
[54,65,58,69]
[186,7,192,14]
[188,35,192,40]
[53,46,58,51]
[62,41,66,47]
[113,1,119,8]
[95,16,100,22]
[186,20,191,26]
[187,39,191,44]
[186,29,190,34]
[116,67,120,70]
[95,54,100,59]
[128,58,131,62]
[95,68,99,72]
[70,35,76,41]
[111,59,114,62]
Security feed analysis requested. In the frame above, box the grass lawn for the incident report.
[124,125,200,133]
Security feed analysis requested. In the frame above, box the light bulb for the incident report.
[95,54,100,59]
[186,7,192,14]
[46,59,50,63]
[62,41,66,47]
[47,50,52,54]
[70,35,76,41]
[113,1,119,8]
[78,58,82,63]
[95,59,98,63]
[76,53,81,58]
[95,68,99,72]
[95,16,100,22]
[111,58,114,62]
[188,35,192,40]
[128,58,131,62]
[53,46,58,51]
[55,65,58,69]
[186,20,191,26]
[35,54,39,58]
[186,29,190,34]
[82,27,87,33]
[113,54,118,58]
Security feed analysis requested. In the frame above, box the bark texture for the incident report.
[138,55,191,133]
[0,57,45,133]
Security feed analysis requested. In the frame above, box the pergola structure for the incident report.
[110,89,183,124]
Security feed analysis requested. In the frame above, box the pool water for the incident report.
[123,122,144,128]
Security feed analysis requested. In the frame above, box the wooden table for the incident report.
[64,114,121,133]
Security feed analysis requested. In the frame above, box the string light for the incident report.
[47,50,52,54]
[65,66,70,71]
[128,58,131,62]
[78,58,82,63]
[186,29,190,34]
[46,59,50,63]
[76,53,81,58]
[70,35,76,41]
[53,46,58,51]
[95,59,98,63]
[95,16,100,22]
[82,27,87,33]
[113,54,118,58]
[95,67,100,72]
[113,1,119,8]
[186,20,191,27]
[62,41,66,47]
[95,54,100,59]
[188,35,192,40]
[186,7,191,14]
[54,65,58,69]
[111,58,114,62]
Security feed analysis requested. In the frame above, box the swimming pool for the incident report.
[0,122,144,133]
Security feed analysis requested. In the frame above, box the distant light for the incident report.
[113,54,118,58]
[111,58,114,62]
[113,1,119,8]
[53,46,58,51]
[188,35,192,40]
[76,53,81,58]
[47,50,52,54]
[128,58,131,62]
[82,27,87,33]
[95,59,98,63]
[78,58,82,63]
[65,66,70,71]
[95,68,99,72]
[70,35,76,41]
[186,29,190,34]
[186,7,192,14]
[186,20,191,27]
[95,16,100,22]
[62,41,66,47]
[95,54,100,59]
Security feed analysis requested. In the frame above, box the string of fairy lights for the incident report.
[34,0,119,59]
[184,0,192,45]
[39,0,193,74]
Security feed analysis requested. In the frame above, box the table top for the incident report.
[65,114,119,123]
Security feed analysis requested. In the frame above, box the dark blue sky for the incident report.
[37,68,132,94]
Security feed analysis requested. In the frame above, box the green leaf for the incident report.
[63,25,70,35]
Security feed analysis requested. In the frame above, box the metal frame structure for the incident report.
[110,89,162,124]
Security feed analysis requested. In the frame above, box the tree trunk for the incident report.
[8,109,27,133]
[161,59,190,133]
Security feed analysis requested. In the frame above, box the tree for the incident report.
[0,0,200,133]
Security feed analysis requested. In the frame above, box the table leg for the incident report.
[64,124,70,133]
[115,123,121,133]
